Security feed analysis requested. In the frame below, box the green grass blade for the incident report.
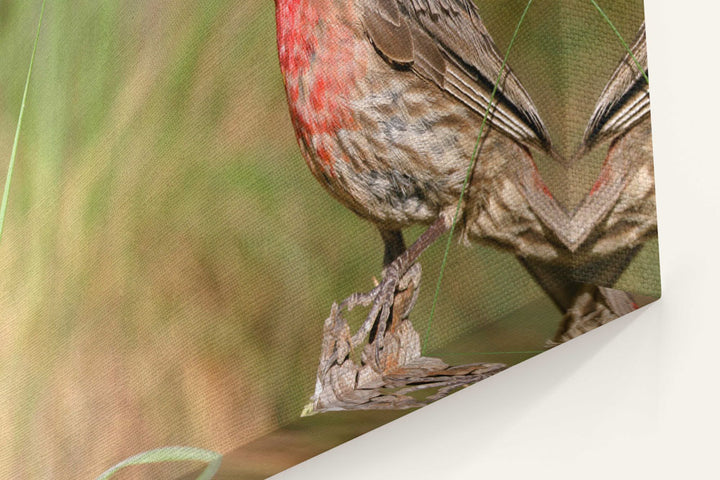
[422,0,535,354]
[590,0,649,84]
[95,447,223,480]
[0,0,47,244]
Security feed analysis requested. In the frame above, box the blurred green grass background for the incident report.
[0,1,655,478]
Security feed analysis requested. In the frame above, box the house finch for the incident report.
[277,6,657,410]
[275,0,557,345]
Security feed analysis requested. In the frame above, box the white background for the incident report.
[276,1,720,478]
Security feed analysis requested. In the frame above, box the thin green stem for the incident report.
[422,0,535,354]
[95,447,222,480]
[590,0,649,84]
[0,0,46,244]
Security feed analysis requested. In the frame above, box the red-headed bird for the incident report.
[275,0,555,344]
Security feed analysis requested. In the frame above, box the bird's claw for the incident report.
[342,258,421,351]
[357,264,398,346]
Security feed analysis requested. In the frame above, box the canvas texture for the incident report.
[0,1,659,478]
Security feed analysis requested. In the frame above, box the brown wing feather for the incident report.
[362,0,552,153]
[362,1,415,65]
[582,23,649,151]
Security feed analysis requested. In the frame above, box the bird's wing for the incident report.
[582,23,649,150]
[361,0,552,153]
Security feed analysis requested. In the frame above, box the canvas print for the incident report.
[0,1,659,478]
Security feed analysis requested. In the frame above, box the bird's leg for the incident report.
[345,217,450,349]
[380,229,406,268]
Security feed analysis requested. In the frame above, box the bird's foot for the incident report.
[338,217,449,352]
[315,262,421,380]
[337,259,419,351]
